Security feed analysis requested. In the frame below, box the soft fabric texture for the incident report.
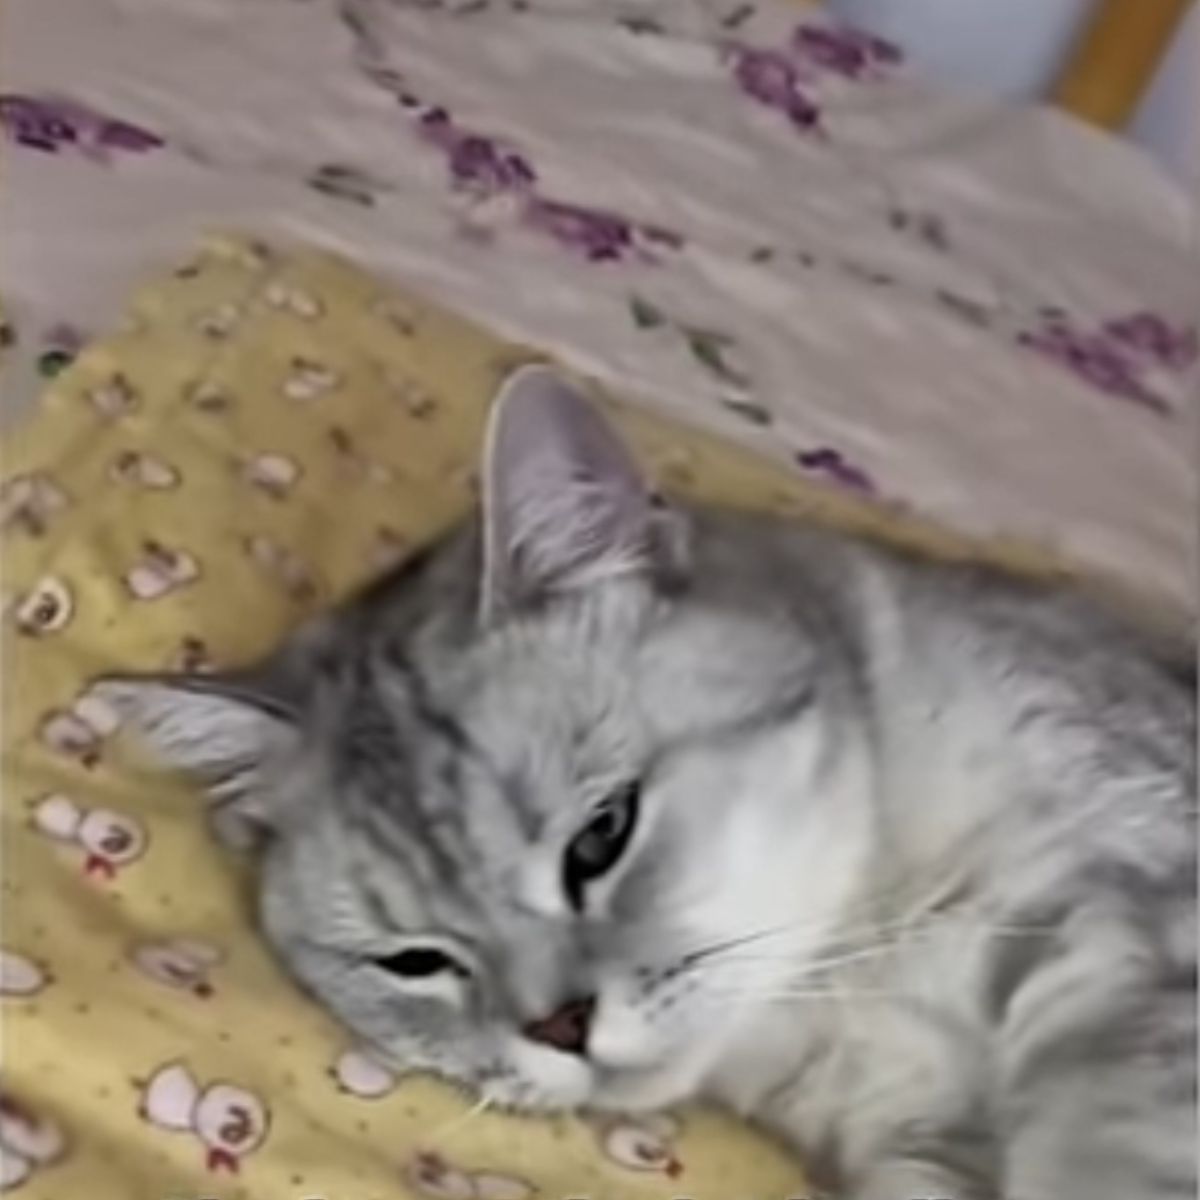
[3,0,1197,616]
[1,234,838,1200]
[99,364,1195,1200]
[0,236,1188,1200]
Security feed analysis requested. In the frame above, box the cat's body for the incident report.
[106,368,1197,1200]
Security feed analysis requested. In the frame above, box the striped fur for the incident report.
[106,368,1196,1199]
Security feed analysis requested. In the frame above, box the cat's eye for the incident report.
[374,947,463,978]
[563,781,641,910]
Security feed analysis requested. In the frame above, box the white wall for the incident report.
[1128,1,1200,189]
[827,0,1097,101]
[827,0,1198,186]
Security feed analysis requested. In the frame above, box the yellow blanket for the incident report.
[0,235,1174,1200]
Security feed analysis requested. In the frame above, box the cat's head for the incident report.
[102,367,873,1113]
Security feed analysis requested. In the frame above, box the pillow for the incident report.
[0,234,1176,1200]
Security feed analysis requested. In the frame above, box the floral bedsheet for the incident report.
[2,0,1197,609]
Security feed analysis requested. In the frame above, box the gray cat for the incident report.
[102,366,1196,1200]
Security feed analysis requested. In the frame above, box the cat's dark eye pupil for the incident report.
[376,948,456,977]
[563,781,640,910]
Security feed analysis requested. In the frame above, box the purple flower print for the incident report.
[418,108,535,195]
[348,16,681,266]
[792,23,902,79]
[539,204,682,263]
[96,119,161,153]
[525,199,634,261]
[728,46,820,129]
[733,46,798,107]
[418,107,451,133]
[402,98,680,262]
[723,20,901,135]
[1102,312,1197,373]
[1017,320,1169,414]
[0,94,161,160]
[1063,340,1147,398]
[795,447,876,494]
[1,95,77,151]
[449,136,535,192]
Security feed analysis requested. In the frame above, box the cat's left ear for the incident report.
[480,365,688,620]
[92,672,302,850]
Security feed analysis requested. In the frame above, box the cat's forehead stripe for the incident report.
[348,779,464,891]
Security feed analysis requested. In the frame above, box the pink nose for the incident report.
[523,996,595,1055]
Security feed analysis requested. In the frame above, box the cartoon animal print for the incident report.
[282,357,340,402]
[35,683,122,766]
[124,540,200,600]
[243,534,318,603]
[184,379,234,414]
[327,427,398,485]
[264,281,324,320]
[222,240,275,272]
[194,303,243,341]
[10,575,73,637]
[593,1112,683,1178]
[31,793,147,880]
[131,939,223,998]
[84,372,140,419]
[167,636,216,673]
[237,453,302,499]
[0,1091,67,1192]
[108,451,181,490]
[37,709,103,765]
[0,473,70,536]
[386,372,439,419]
[329,1047,399,1099]
[0,950,51,998]
[139,1062,269,1174]
[405,1152,535,1200]
[371,298,419,336]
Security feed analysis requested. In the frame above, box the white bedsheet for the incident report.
[2,0,1196,609]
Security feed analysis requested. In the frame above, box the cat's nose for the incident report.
[522,996,595,1055]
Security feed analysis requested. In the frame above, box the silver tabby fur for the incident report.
[105,366,1197,1200]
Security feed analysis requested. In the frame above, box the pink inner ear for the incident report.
[480,365,656,618]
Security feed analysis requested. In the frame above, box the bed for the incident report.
[1,0,1196,1197]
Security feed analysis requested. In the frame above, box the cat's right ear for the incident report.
[93,673,301,850]
[479,364,688,620]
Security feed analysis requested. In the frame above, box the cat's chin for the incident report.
[485,1036,597,1113]
[481,1037,705,1116]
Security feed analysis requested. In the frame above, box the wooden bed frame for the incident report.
[1052,0,1191,128]
[808,0,1191,131]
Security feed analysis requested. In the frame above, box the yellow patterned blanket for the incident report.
[0,235,1179,1200]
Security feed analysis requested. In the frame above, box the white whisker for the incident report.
[424,1092,494,1145]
